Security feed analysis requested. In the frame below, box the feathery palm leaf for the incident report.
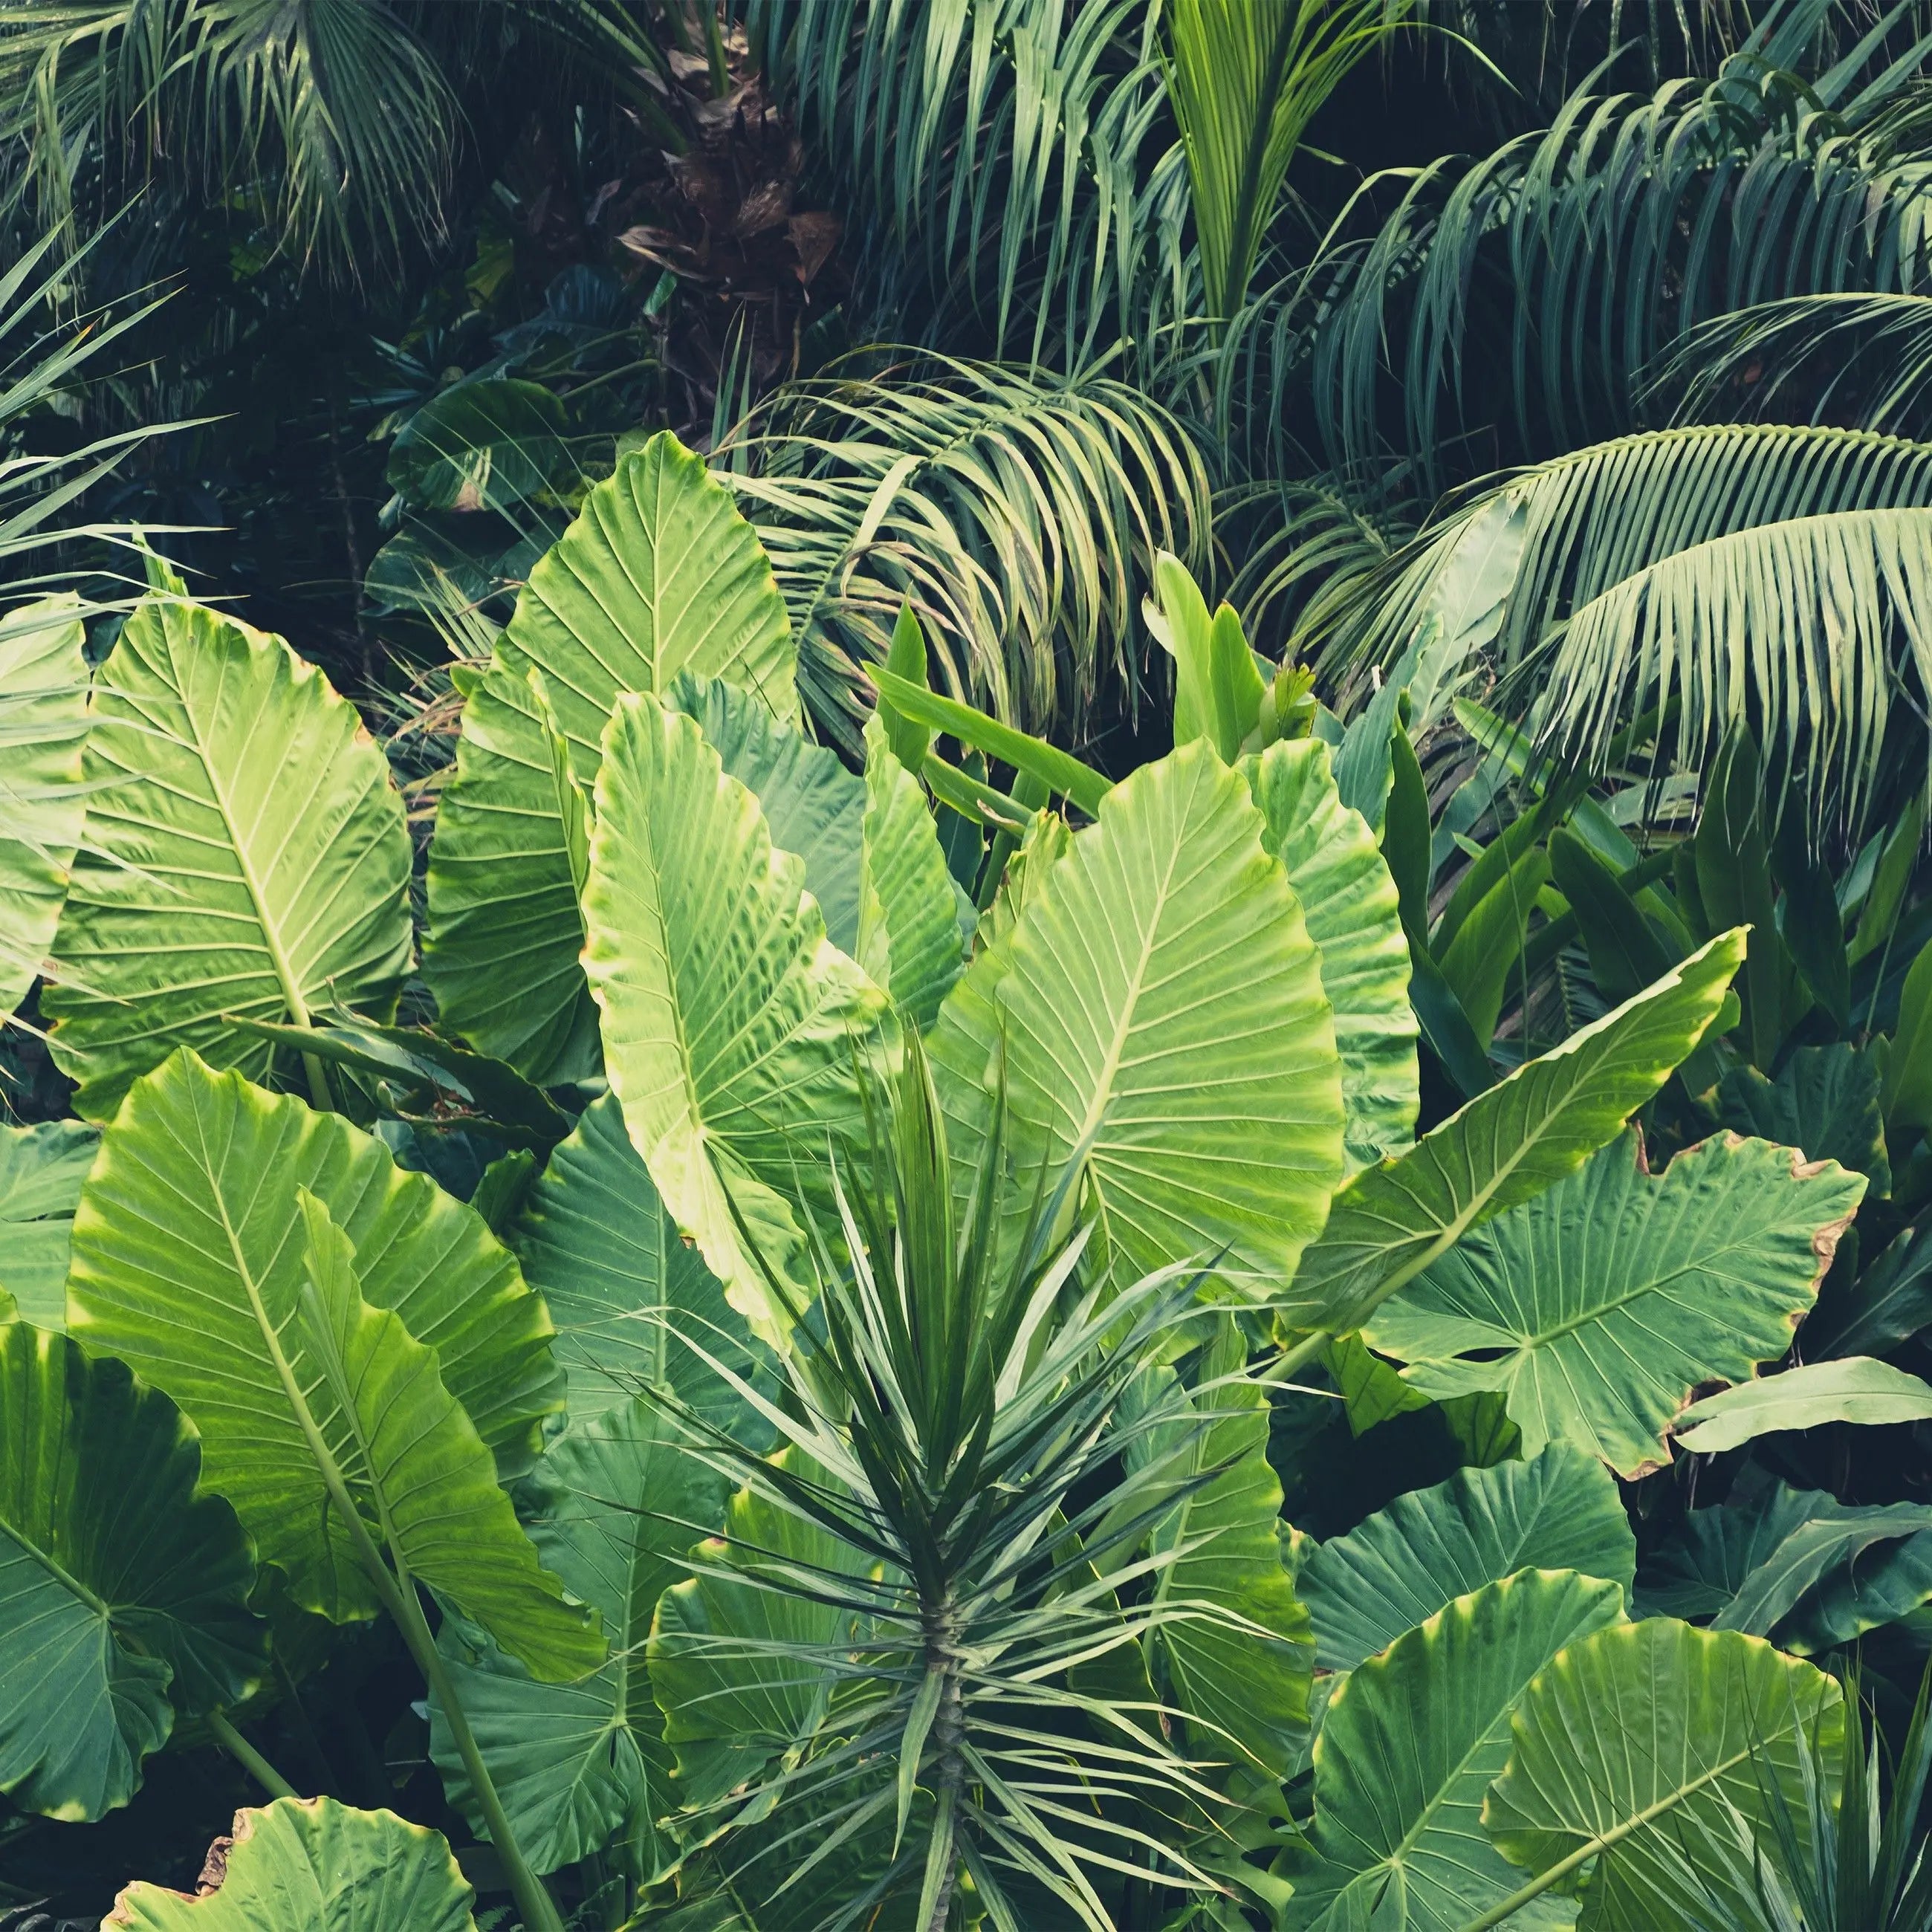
[1655,291,1932,438]
[719,352,1215,742]
[1301,10,1932,487]
[745,0,1187,367]
[1312,422,1932,826]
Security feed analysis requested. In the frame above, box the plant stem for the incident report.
[383,1561,569,1932]
[207,1709,299,1801]
[1274,1329,1331,1381]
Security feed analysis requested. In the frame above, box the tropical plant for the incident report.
[13,1,1932,1926]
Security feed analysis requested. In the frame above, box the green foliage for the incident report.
[103,1797,479,1931]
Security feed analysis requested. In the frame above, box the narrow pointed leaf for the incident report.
[1280,931,1746,1334]
[858,712,965,1029]
[1673,1356,1932,1454]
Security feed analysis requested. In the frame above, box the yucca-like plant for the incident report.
[644,1039,1280,1931]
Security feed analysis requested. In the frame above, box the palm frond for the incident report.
[716,350,1216,745]
[1165,0,1408,322]
[1535,503,1932,834]
[1653,291,1932,437]
[0,0,461,279]
[744,0,1188,369]
[1309,423,1932,830]
[1298,10,1932,489]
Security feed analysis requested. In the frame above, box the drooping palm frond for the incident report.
[1221,469,1416,658]
[718,351,1215,744]
[1653,291,1932,437]
[1312,423,1932,832]
[1297,1,1932,489]
[1,1,462,277]
[744,0,1190,369]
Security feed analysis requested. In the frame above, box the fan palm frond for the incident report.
[718,351,1215,744]
[745,0,1189,369]
[1300,6,1932,488]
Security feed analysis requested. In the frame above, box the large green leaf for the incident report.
[857,712,965,1030]
[930,740,1344,1298]
[649,1450,860,1807]
[1369,1133,1864,1478]
[66,1052,563,1615]
[667,673,863,956]
[1482,1621,1844,1932]
[1283,1570,1625,1932]
[424,433,797,1081]
[1278,930,1747,1335]
[510,1092,763,1431]
[0,1323,266,1821]
[1245,736,1419,1171]
[582,693,887,1334]
[431,1398,722,1874]
[1718,1043,1890,1195]
[105,1798,479,1931]
[42,594,413,1121]
[1673,1355,1932,1452]
[0,597,88,1020]
[1138,1346,1314,1779]
[0,1119,97,1327]
[1298,1446,1636,1673]
[290,1191,603,1678]
[386,378,572,513]
[1642,1480,1932,1653]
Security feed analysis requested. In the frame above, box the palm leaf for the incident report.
[719,353,1214,742]
[745,0,1180,364]
[1302,30,1932,487]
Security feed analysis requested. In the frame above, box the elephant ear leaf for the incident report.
[0,1119,97,1328]
[0,1323,267,1822]
[0,596,88,1022]
[930,740,1344,1297]
[42,594,414,1121]
[430,1398,724,1876]
[1298,1445,1635,1672]
[1283,1570,1626,1932]
[1281,930,1748,1335]
[424,432,797,1082]
[649,1450,863,1807]
[1482,1621,1843,1932]
[288,1190,604,1681]
[67,1052,567,1626]
[1368,1132,1865,1478]
[510,1091,763,1432]
[582,693,887,1335]
[858,712,965,1029]
[1245,736,1419,1171]
[105,1798,479,1931]
[1135,1338,1314,1779]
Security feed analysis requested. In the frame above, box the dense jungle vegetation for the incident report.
[13,1,1932,1927]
